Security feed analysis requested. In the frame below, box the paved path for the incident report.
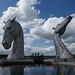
[44,59,75,66]
[0,59,34,65]
[53,62,75,66]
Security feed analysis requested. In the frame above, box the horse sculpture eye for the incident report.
[8,27,12,30]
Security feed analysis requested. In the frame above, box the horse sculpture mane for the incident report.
[52,16,73,59]
[2,17,24,59]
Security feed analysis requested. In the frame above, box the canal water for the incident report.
[0,64,75,75]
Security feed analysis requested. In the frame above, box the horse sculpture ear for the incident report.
[11,17,16,23]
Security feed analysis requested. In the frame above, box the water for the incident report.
[0,64,75,75]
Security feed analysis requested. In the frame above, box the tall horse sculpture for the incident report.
[52,16,73,59]
[2,17,24,59]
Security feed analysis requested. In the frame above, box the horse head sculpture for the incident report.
[52,16,73,59]
[52,16,72,36]
[2,17,24,59]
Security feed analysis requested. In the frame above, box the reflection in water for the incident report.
[0,64,75,75]
[1,66,24,75]
[24,65,56,75]
[56,65,73,75]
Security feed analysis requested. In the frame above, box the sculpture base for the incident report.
[0,59,34,65]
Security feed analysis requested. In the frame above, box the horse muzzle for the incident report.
[2,41,11,49]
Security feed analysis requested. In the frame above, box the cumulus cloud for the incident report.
[30,15,75,55]
[0,0,75,56]
[0,0,44,32]
[63,37,75,43]
[24,37,35,45]
[31,15,75,40]
[45,40,51,43]
[24,33,32,37]
[0,35,6,51]
[30,17,64,40]
[64,43,75,54]
[71,13,75,17]
[24,45,55,56]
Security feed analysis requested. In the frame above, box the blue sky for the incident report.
[36,0,75,18]
[0,0,75,56]
[0,0,75,18]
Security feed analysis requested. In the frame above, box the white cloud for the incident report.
[30,17,64,40]
[71,13,75,17]
[31,15,75,40]
[24,37,35,45]
[24,18,45,28]
[0,0,75,56]
[45,40,51,43]
[30,15,75,55]
[68,43,75,50]
[0,0,44,31]
[0,35,6,51]
[65,43,75,54]
[16,0,40,20]
[24,34,32,37]
[63,36,75,43]
[24,45,55,56]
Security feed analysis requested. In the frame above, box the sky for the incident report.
[0,0,75,56]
